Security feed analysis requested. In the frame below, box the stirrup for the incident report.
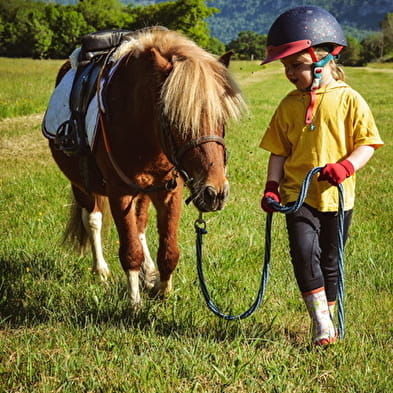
[54,118,89,156]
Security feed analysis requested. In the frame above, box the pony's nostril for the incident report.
[204,186,217,204]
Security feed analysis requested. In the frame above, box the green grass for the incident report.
[0,58,392,393]
[0,58,64,120]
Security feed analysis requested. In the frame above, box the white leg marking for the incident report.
[82,209,110,280]
[126,269,141,308]
[139,232,157,289]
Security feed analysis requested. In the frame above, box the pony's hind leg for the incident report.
[81,208,110,281]
[71,186,110,280]
[135,195,158,290]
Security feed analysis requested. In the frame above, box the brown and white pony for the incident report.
[47,28,246,309]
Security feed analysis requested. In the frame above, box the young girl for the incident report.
[260,6,384,346]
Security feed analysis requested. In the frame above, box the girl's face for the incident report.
[281,52,314,90]
[281,51,334,91]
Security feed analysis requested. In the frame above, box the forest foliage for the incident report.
[47,0,393,43]
[0,0,224,58]
[0,0,392,65]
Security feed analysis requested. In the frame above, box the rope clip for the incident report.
[194,212,207,234]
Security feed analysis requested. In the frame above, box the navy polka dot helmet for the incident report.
[262,6,347,64]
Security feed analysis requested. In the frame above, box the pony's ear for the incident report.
[151,47,173,73]
[218,51,234,68]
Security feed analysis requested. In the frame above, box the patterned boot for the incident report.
[302,287,337,346]
[328,301,336,321]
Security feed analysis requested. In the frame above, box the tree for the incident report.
[1,2,53,58]
[361,33,384,62]
[127,0,220,50]
[340,36,365,66]
[168,0,218,48]
[47,5,91,58]
[381,13,393,59]
[206,36,225,55]
[77,0,133,31]
[226,31,266,60]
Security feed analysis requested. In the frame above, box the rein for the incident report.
[195,167,346,339]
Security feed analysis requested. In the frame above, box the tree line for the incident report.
[0,0,224,58]
[226,14,393,65]
[0,0,392,65]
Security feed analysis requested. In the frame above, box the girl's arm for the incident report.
[266,153,286,183]
[318,145,376,185]
[346,145,375,171]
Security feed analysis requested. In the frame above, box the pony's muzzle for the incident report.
[194,183,229,212]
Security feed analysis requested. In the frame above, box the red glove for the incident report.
[261,181,281,213]
[318,160,355,186]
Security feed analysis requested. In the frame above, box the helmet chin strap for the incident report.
[304,46,343,127]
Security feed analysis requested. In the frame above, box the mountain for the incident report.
[41,1,393,43]
[207,0,393,42]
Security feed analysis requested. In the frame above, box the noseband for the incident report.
[159,111,227,187]
[168,135,227,184]
[174,135,227,205]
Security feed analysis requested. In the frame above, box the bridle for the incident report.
[159,107,227,181]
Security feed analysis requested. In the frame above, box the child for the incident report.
[259,6,384,345]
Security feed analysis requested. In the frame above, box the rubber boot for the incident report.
[302,287,337,346]
[328,301,336,321]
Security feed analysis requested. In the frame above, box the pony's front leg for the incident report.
[109,194,144,309]
[81,209,110,281]
[151,188,182,298]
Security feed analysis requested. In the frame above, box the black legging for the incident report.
[285,203,352,302]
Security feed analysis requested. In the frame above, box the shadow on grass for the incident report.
[0,251,278,343]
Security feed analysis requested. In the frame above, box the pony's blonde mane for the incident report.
[113,28,247,138]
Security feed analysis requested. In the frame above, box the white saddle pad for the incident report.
[42,68,99,149]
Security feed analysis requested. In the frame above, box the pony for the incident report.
[46,28,246,309]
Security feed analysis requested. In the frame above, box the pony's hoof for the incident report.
[140,271,159,291]
[130,300,143,314]
[93,268,111,282]
[148,287,165,300]
[149,279,172,299]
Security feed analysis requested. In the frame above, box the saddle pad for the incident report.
[42,68,99,149]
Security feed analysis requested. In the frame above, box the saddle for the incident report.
[47,27,169,192]
[54,30,133,156]
[54,27,168,156]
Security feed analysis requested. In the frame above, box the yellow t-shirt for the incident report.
[260,81,384,212]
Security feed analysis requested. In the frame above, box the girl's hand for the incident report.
[261,181,281,212]
[318,160,355,186]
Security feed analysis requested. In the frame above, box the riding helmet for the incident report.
[262,6,347,64]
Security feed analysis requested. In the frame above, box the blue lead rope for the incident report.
[195,166,345,339]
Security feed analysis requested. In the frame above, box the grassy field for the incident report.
[0,57,392,393]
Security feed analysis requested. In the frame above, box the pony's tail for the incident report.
[62,194,110,256]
